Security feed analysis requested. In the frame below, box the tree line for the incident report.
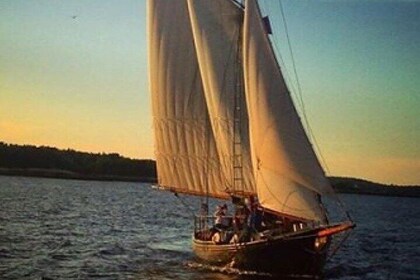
[0,142,156,181]
[1,142,418,196]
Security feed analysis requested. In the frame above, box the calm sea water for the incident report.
[0,175,419,280]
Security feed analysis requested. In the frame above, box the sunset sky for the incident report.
[1,0,419,185]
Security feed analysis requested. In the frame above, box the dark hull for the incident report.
[193,230,330,276]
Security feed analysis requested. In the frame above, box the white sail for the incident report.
[148,0,228,198]
[149,0,334,220]
[187,0,256,196]
[243,0,332,221]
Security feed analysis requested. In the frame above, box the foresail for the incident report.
[148,0,227,199]
[187,0,256,196]
[243,0,332,221]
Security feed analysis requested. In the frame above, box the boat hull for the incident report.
[192,231,329,276]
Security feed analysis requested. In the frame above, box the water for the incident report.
[0,176,419,279]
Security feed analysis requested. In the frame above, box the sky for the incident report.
[1,0,419,185]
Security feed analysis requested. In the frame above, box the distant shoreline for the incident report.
[329,176,420,198]
[0,168,156,184]
[0,141,156,184]
[1,168,419,198]
[1,141,419,198]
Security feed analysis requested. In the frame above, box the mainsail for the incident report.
[148,0,333,222]
[187,0,255,196]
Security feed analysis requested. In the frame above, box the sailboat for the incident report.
[148,0,355,276]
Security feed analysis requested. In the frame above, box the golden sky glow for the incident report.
[1,0,419,185]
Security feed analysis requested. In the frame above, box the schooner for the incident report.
[148,0,355,275]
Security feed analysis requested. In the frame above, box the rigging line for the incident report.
[263,1,299,99]
[264,0,352,225]
[260,1,325,176]
[276,0,306,115]
[333,190,354,222]
[327,229,353,260]
[174,192,196,218]
[270,33,299,101]
[277,0,330,174]
[260,0,299,103]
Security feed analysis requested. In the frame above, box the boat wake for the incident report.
[186,261,322,279]
[185,261,271,276]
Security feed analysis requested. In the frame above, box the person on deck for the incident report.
[212,204,231,244]
[214,204,228,230]
[248,196,260,230]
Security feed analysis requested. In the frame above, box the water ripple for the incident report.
[0,176,419,279]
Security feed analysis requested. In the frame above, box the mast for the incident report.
[232,12,244,196]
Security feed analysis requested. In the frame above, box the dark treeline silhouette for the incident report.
[0,142,156,182]
[329,176,420,197]
[0,142,418,196]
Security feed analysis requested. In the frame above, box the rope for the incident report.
[327,229,353,260]
[173,192,196,218]
[273,0,356,222]
[276,0,331,174]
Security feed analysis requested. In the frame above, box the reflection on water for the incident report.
[0,175,419,279]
